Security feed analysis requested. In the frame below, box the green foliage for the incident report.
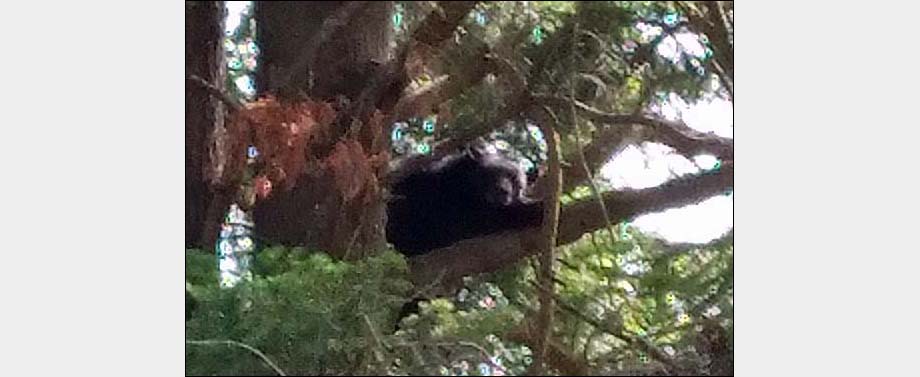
[186,234,732,375]
[561,185,594,205]
[550,228,734,373]
[188,2,733,374]
[390,1,727,173]
[185,248,412,375]
[186,249,218,287]
[392,279,533,376]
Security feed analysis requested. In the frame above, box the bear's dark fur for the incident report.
[385,145,543,257]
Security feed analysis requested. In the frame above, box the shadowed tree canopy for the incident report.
[186,2,734,375]
[184,0,733,284]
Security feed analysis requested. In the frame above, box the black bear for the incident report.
[385,143,544,257]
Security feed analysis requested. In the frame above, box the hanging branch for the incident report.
[530,282,684,374]
[527,97,564,377]
[186,339,288,376]
[563,28,619,246]
[187,74,244,112]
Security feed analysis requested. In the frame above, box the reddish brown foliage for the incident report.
[324,139,374,203]
[362,110,387,153]
[253,175,273,199]
[213,95,389,213]
[324,110,390,207]
[242,96,336,191]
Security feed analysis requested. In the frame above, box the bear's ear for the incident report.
[465,141,486,159]
[468,137,500,157]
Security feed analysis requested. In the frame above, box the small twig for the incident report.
[564,90,618,246]
[527,50,565,373]
[341,221,363,261]
[187,74,244,112]
[529,282,683,372]
[535,94,733,160]
[436,341,509,375]
[186,339,287,376]
[362,314,389,374]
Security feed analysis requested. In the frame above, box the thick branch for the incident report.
[557,161,733,245]
[370,1,478,126]
[409,163,733,285]
[392,42,496,120]
[537,95,733,191]
[541,95,733,158]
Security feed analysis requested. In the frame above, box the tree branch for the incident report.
[655,228,733,255]
[392,41,496,121]
[412,2,480,48]
[557,161,733,245]
[540,95,733,158]
[429,56,535,155]
[536,94,733,191]
[409,162,733,286]
[679,1,733,100]
[561,122,635,192]
[527,106,564,376]
[505,323,590,376]
[370,1,478,127]
[186,339,288,376]
[187,74,243,112]
[427,20,578,155]
[547,290,683,373]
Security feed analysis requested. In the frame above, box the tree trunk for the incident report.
[185,1,226,249]
[254,1,394,101]
[252,1,396,259]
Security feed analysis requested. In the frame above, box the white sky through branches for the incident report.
[604,25,734,244]
[601,93,733,244]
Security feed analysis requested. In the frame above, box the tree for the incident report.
[398,1,734,288]
[185,1,227,249]
[242,1,479,260]
[248,1,397,259]
[186,2,734,374]
[185,0,734,283]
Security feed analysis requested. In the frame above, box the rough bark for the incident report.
[251,2,477,258]
[185,1,226,249]
[249,2,395,259]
